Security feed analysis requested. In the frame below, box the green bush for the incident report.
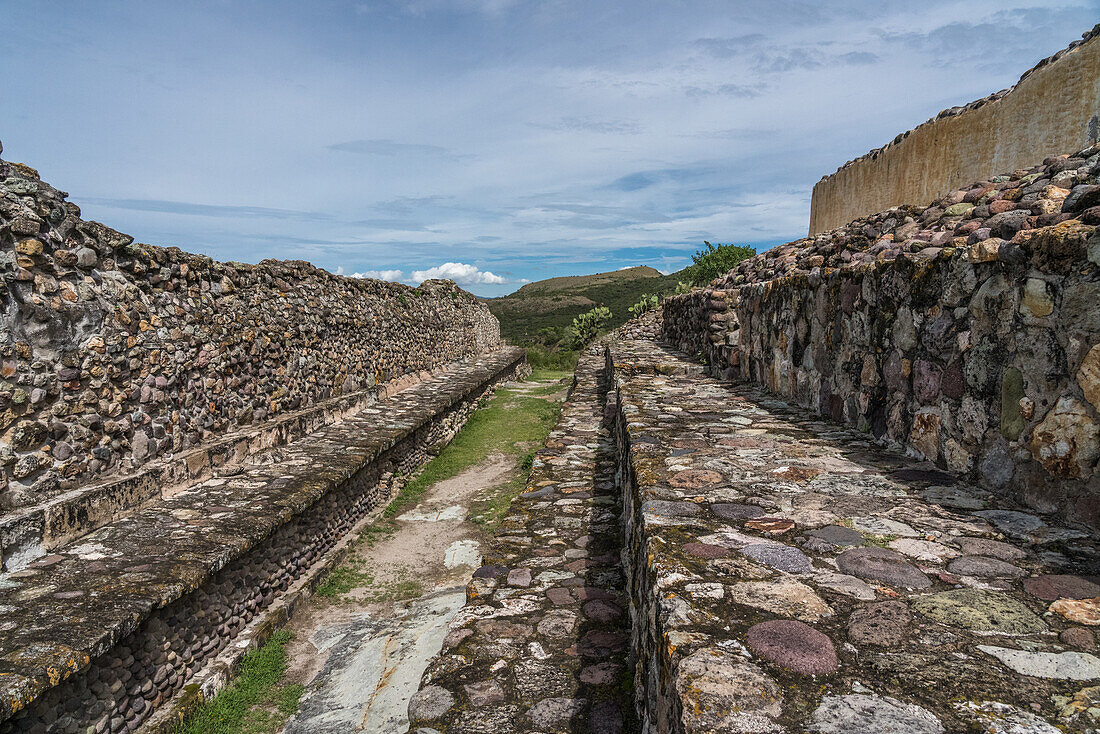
[524,344,578,373]
[563,305,612,350]
[687,242,756,285]
[628,293,661,316]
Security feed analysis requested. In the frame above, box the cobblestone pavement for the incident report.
[408,350,635,733]
[409,338,1100,733]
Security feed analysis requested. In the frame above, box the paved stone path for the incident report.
[408,338,1100,733]
[408,350,634,733]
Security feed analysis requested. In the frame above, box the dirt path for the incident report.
[279,377,566,733]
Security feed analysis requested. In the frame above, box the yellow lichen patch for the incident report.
[0,672,37,716]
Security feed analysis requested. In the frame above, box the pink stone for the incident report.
[746,620,838,675]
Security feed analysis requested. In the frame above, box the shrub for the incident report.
[628,293,661,316]
[524,344,578,372]
[563,305,612,349]
[687,242,756,285]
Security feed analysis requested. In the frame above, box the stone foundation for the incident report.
[0,348,524,733]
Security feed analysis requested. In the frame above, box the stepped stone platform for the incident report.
[0,347,524,734]
[409,338,1100,733]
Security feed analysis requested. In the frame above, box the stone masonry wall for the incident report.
[0,156,500,513]
[664,144,1100,528]
[809,25,1100,234]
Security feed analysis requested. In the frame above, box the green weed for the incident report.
[175,631,303,734]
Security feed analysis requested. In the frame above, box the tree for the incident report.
[687,241,756,285]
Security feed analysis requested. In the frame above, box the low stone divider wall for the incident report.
[404,348,635,733]
[664,144,1100,528]
[0,346,523,734]
[0,156,501,518]
[0,359,468,572]
[609,337,1100,733]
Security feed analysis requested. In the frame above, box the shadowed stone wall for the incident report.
[665,144,1100,527]
[810,25,1100,234]
[0,157,501,514]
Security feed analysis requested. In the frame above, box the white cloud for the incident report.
[344,268,406,281]
[410,262,506,285]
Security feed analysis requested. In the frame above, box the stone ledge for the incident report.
[611,337,1100,733]
[0,346,523,727]
[406,348,635,732]
[0,360,464,572]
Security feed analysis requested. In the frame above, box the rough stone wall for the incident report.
[810,25,1100,234]
[0,157,501,512]
[664,144,1100,527]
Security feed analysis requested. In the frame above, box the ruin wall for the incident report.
[665,144,1100,527]
[0,156,501,516]
[809,25,1100,234]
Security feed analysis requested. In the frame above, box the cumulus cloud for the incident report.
[410,262,506,285]
[339,267,406,281]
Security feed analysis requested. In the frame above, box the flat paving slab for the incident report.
[611,337,1100,733]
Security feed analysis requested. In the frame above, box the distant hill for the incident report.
[488,266,682,344]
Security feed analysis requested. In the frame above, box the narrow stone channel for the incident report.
[277,377,568,733]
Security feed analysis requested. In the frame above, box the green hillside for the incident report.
[487,266,682,345]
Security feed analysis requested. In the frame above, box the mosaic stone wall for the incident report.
[0,157,501,513]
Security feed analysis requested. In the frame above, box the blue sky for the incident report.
[2,1,1097,296]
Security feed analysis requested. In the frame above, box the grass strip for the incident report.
[175,631,303,734]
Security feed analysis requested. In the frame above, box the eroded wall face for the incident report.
[810,30,1100,234]
[0,158,501,512]
[665,145,1100,528]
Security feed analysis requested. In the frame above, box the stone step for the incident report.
[609,337,1100,733]
[0,347,524,734]
[407,349,635,733]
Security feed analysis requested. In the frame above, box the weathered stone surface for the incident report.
[951,537,1027,561]
[836,547,931,589]
[1051,597,1100,626]
[807,525,863,547]
[809,694,945,733]
[1079,343,1100,410]
[848,601,910,646]
[946,555,1025,578]
[1024,574,1100,601]
[727,579,833,622]
[740,543,813,573]
[676,649,784,733]
[746,619,838,675]
[978,646,1100,680]
[1029,397,1100,478]
[953,700,1062,733]
[913,589,1046,634]
[408,686,454,722]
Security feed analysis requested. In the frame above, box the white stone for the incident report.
[977,646,1100,680]
[442,540,480,569]
[953,700,1061,733]
[889,539,960,562]
[851,517,920,537]
[809,694,944,733]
